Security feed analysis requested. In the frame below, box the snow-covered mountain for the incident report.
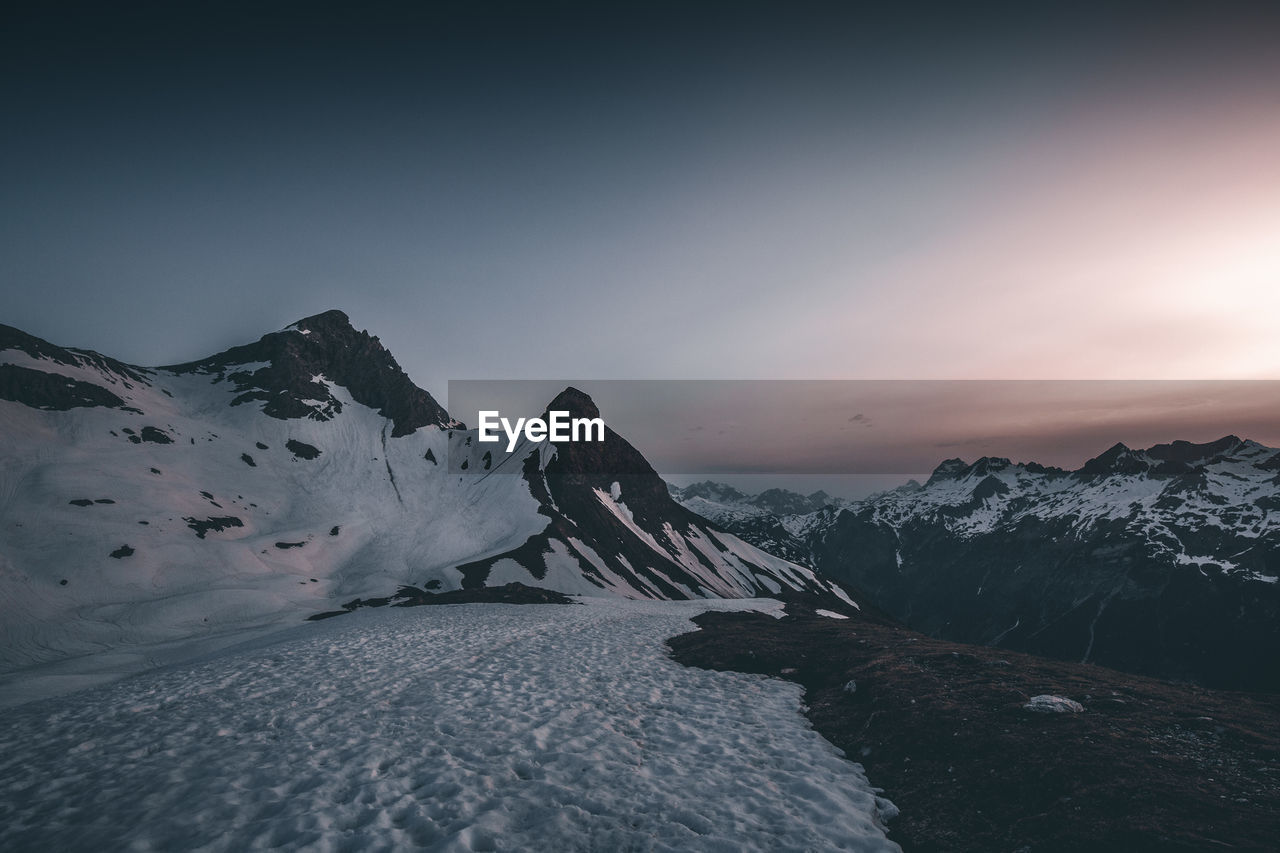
[667,482,848,564]
[669,482,841,518]
[0,311,845,703]
[674,439,1280,691]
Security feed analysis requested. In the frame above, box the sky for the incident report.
[3,1,1279,482]
[452,379,1280,497]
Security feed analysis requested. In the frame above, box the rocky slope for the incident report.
[670,594,1280,852]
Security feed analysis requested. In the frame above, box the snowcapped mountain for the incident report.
[0,312,844,703]
[666,482,846,564]
[669,481,842,518]
[674,439,1280,692]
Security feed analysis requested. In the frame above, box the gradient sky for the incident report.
[452,379,1280,497]
[4,2,1279,406]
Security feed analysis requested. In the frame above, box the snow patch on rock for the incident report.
[1024,694,1085,713]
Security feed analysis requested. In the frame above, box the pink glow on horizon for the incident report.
[797,79,1280,380]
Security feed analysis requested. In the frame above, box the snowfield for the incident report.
[0,598,899,852]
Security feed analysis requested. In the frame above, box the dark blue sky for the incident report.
[4,1,1279,401]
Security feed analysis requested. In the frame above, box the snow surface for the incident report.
[815,609,850,620]
[0,598,899,852]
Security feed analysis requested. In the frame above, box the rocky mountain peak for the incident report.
[543,386,600,421]
[448,389,841,602]
[288,309,353,335]
[926,458,971,486]
[1076,442,1146,478]
[1076,435,1250,480]
[752,488,830,516]
[1144,435,1242,464]
[673,481,752,504]
[968,457,1013,477]
[167,310,455,436]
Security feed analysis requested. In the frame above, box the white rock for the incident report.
[1024,694,1084,713]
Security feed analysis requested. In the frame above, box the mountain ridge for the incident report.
[672,437,1280,691]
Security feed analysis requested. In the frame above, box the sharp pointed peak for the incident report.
[545,386,600,420]
[926,457,970,484]
[283,309,355,335]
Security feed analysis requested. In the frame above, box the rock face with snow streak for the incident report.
[455,387,837,601]
[675,440,1280,692]
[0,323,151,412]
[0,312,843,701]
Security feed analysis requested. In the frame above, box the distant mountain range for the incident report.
[0,311,847,696]
[672,438,1280,692]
